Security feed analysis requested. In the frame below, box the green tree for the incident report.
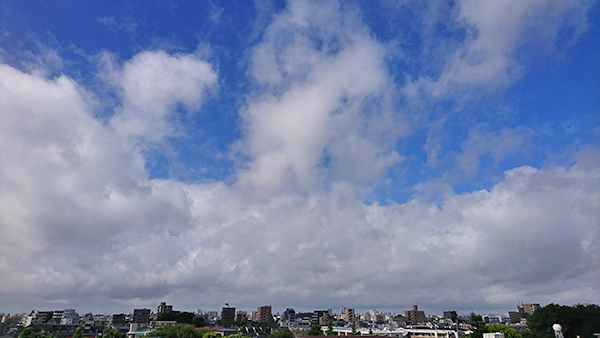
[146,324,207,338]
[20,328,35,338]
[527,304,600,338]
[34,332,52,338]
[307,324,324,336]
[486,324,521,338]
[193,317,206,328]
[350,323,358,336]
[158,311,196,325]
[19,328,52,338]
[202,332,218,338]
[466,314,487,338]
[19,327,35,338]
[104,329,126,338]
[326,320,334,336]
[368,328,373,335]
[270,328,294,338]
[73,327,83,338]
[226,334,244,338]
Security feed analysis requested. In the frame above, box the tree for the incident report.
[73,327,83,338]
[226,334,244,338]
[202,332,218,338]
[486,324,521,338]
[527,304,600,338]
[466,314,487,338]
[34,332,52,338]
[368,328,373,335]
[146,324,207,338]
[351,323,358,336]
[270,328,294,338]
[20,328,35,338]
[158,311,196,324]
[193,316,206,328]
[326,320,335,336]
[307,324,324,336]
[104,329,126,338]
[19,328,52,338]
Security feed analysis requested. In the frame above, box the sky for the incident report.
[0,0,599,316]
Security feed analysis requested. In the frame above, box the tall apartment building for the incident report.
[344,308,355,323]
[312,311,328,326]
[221,307,236,328]
[133,309,150,324]
[236,311,248,324]
[405,305,427,323]
[508,303,540,324]
[257,306,273,324]
[283,308,296,322]
[112,314,127,328]
[157,302,173,316]
[443,311,457,323]
[518,304,540,315]
[207,311,219,322]
[60,309,80,325]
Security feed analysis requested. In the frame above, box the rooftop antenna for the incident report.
[553,324,563,338]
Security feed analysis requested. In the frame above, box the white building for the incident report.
[483,333,505,338]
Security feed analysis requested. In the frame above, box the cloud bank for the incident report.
[0,0,598,314]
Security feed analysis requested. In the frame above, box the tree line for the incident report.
[466,304,600,338]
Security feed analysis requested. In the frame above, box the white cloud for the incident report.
[406,0,592,97]
[0,0,598,315]
[108,50,218,143]
[237,0,404,193]
[1,57,597,311]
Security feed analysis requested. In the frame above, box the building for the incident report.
[312,311,328,326]
[112,314,127,327]
[82,313,94,324]
[157,303,173,316]
[257,306,273,324]
[344,309,355,323]
[508,311,528,324]
[133,309,150,324]
[21,310,38,327]
[483,333,505,338]
[236,311,247,324]
[207,311,219,322]
[221,307,235,328]
[508,303,539,324]
[482,314,502,324]
[325,327,458,338]
[48,310,64,325]
[60,309,80,325]
[283,308,296,322]
[443,311,457,323]
[518,304,540,315]
[405,305,427,324]
[112,314,129,333]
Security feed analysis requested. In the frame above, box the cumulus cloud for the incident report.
[1,56,598,312]
[0,0,598,315]
[0,53,217,308]
[237,0,404,193]
[106,50,218,143]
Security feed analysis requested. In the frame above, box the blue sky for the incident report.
[0,0,599,315]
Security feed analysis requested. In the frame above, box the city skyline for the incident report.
[2,302,545,319]
[1,0,599,315]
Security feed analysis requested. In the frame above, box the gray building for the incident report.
[221,307,235,328]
